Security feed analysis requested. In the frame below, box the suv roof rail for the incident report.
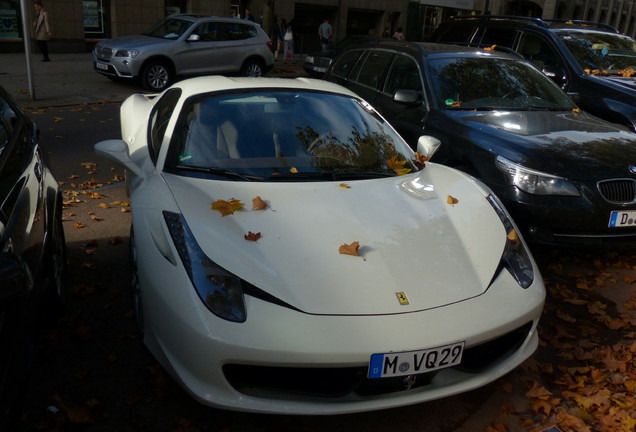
[542,19,619,33]
[448,15,548,27]
[447,15,620,33]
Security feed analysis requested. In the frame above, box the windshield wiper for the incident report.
[268,171,395,181]
[176,164,263,181]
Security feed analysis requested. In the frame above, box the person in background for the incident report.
[283,19,294,63]
[244,8,255,22]
[393,26,405,41]
[318,18,332,52]
[274,18,286,61]
[33,0,52,62]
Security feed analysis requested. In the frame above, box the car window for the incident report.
[191,21,222,41]
[557,30,636,75]
[427,56,576,111]
[330,49,365,79]
[165,89,418,181]
[142,17,192,40]
[517,33,564,71]
[356,50,394,89]
[479,27,518,48]
[0,96,17,154]
[384,54,423,95]
[435,23,477,44]
[220,22,257,41]
[148,89,182,164]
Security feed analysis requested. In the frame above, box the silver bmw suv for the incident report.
[93,14,274,91]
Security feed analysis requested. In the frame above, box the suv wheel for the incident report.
[242,60,264,77]
[142,61,172,91]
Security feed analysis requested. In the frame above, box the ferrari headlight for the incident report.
[496,156,580,196]
[163,211,246,323]
[487,195,534,288]
[115,49,140,58]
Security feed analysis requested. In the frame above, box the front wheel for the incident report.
[141,61,172,91]
[241,60,264,77]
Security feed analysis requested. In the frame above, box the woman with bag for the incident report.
[283,19,294,63]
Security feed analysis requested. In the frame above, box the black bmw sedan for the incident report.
[0,85,66,428]
[324,41,636,246]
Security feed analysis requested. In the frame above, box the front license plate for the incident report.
[95,61,109,71]
[368,341,464,379]
[312,66,327,73]
[609,210,636,227]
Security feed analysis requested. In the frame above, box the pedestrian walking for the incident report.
[274,18,286,61]
[318,18,332,52]
[283,19,294,63]
[33,0,52,62]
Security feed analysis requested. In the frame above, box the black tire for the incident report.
[129,225,144,338]
[141,61,172,91]
[241,59,264,77]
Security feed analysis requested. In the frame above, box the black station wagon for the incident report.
[324,40,636,246]
[432,16,636,133]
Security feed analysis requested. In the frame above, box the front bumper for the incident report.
[136,221,545,414]
[93,52,140,79]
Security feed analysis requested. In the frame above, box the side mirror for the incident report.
[0,253,32,303]
[542,65,568,89]
[95,139,146,179]
[393,89,423,106]
[187,34,201,42]
[416,135,441,159]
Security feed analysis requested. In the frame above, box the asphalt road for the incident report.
[15,98,636,432]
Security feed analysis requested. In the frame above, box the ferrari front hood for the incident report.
[164,164,509,316]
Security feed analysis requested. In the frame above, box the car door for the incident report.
[174,21,228,75]
[0,90,46,427]
[372,53,430,148]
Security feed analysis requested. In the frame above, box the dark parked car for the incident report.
[303,36,379,77]
[93,14,274,91]
[324,40,636,246]
[0,86,66,428]
[432,16,636,132]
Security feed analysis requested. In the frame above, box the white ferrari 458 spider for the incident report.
[95,76,545,415]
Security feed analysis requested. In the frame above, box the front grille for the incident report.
[94,46,113,60]
[598,179,636,204]
[223,322,533,398]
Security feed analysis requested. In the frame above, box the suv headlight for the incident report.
[163,211,246,323]
[115,49,140,58]
[486,195,534,288]
[305,56,314,64]
[496,156,580,196]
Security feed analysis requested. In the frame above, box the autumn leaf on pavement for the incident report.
[339,241,360,257]
[252,196,267,210]
[110,236,123,245]
[244,231,261,242]
[74,221,85,229]
[387,154,411,176]
[447,195,459,205]
[211,199,244,216]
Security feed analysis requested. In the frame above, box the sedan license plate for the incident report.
[609,210,636,227]
[95,61,109,71]
[368,341,464,379]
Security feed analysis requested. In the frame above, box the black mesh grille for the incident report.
[598,179,636,204]
[222,322,533,398]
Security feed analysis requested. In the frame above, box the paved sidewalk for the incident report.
[0,52,307,109]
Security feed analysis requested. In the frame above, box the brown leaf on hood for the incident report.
[339,241,360,257]
[244,231,261,242]
[252,196,267,210]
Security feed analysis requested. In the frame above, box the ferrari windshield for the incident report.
[166,89,419,181]
[142,18,193,40]
[557,30,636,76]
[428,56,576,111]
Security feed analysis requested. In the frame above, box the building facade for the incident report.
[1,0,636,53]
[0,0,408,53]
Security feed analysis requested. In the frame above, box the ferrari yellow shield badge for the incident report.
[396,292,409,305]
